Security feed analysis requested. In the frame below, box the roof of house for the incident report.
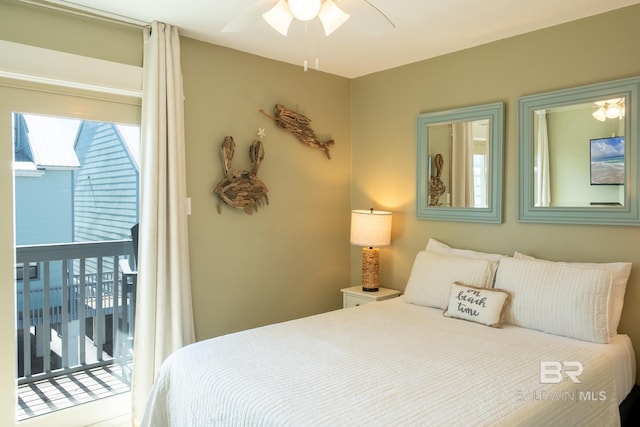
[18,114,81,170]
[14,114,140,172]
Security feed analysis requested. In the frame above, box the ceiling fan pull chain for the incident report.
[315,18,320,70]
[303,21,309,72]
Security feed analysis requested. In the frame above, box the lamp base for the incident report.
[361,247,380,292]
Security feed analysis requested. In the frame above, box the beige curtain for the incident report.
[132,21,195,426]
[535,109,551,207]
[451,122,475,207]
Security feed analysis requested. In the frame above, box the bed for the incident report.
[142,240,636,426]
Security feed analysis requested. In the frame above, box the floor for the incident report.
[16,364,131,421]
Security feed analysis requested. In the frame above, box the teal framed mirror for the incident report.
[416,102,504,223]
[518,76,640,225]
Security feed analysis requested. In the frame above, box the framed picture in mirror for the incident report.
[590,136,624,186]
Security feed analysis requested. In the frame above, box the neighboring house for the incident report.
[14,113,80,247]
[13,113,139,313]
[14,113,80,301]
[73,120,140,243]
[14,113,139,247]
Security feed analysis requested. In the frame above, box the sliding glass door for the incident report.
[0,82,140,426]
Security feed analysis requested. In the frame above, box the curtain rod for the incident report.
[17,0,149,29]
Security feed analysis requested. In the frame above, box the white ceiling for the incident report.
[42,0,640,78]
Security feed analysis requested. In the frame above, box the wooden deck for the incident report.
[16,324,132,421]
[17,364,130,421]
[14,240,136,422]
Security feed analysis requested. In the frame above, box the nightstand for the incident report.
[341,286,401,308]
[620,385,640,426]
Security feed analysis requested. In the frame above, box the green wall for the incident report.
[0,0,142,66]
[546,105,623,205]
[180,38,352,339]
[351,4,640,380]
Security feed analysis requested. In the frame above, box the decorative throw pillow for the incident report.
[495,257,613,344]
[404,251,498,309]
[443,282,511,328]
[513,252,631,338]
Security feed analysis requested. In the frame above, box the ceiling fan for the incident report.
[222,0,395,37]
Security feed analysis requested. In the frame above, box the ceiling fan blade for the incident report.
[222,0,277,33]
[336,0,395,37]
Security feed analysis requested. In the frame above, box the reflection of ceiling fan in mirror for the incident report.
[223,0,395,37]
[592,98,625,121]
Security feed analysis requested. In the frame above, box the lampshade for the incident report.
[592,106,607,122]
[350,209,392,247]
[263,0,294,36]
[319,0,350,35]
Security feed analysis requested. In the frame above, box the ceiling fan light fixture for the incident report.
[605,104,621,119]
[288,0,322,21]
[263,0,294,36]
[592,98,625,121]
[319,0,350,36]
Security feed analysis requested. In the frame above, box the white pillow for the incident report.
[444,282,511,328]
[426,238,508,262]
[514,252,631,338]
[495,257,612,344]
[404,251,498,309]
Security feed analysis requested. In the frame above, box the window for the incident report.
[473,154,488,208]
[15,262,38,281]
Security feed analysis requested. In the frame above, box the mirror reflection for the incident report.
[518,75,640,226]
[533,100,625,208]
[427,119,490,208]
[416,102,503,223]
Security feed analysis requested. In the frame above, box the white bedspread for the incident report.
[142,297,628,426]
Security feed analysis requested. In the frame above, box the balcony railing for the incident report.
[15,240,136,386]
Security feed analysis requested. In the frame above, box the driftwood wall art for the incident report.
[428,153,446,206]
[212,136,269,214]
[260,104,334,159]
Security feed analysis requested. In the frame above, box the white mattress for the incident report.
[142,297,635,426]
[602,333,635,404]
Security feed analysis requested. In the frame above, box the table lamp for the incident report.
[350,208,392,292]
